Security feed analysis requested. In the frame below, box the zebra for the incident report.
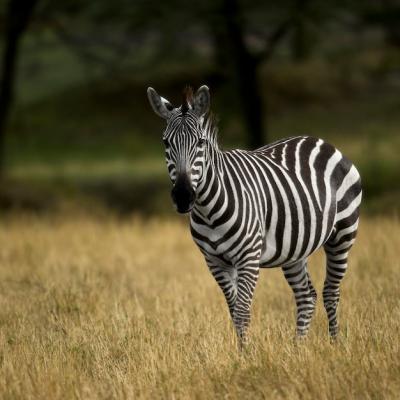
[147,85,362,347]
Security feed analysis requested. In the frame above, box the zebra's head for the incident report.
[147,85,211,214]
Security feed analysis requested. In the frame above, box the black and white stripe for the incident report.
[148,85,362,345]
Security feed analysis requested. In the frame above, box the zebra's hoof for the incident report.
[329,324,338,339]
[328,330,339,343]
[294,331,309,343]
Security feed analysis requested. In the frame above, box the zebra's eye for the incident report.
[198,138,205,146]
[163,139,169,148]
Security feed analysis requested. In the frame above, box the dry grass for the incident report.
[0,213,399,399]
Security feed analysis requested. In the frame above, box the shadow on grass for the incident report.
[78,177,173,215]
[0,176,174,217]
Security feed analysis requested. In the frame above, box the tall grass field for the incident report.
[0,214,398,399]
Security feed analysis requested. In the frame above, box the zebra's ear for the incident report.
[147,87,174,119]
[194,85,210,117]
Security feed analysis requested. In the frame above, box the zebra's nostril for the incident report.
[171,175,196,213]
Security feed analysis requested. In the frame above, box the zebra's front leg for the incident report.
[208,264,238,320]
[283,259,317,337]
[232,262,260,348]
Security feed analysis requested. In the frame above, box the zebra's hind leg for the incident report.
[323,224,357,338]
[283,259,317,337]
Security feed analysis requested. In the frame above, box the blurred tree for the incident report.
[210,0,310,148]
[291,0,314,61]
[0,0,38,172]
[36,0,320,149]
[38,0,207,79]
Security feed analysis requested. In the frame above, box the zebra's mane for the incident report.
[202,112,219,148]
[182,86,194,114]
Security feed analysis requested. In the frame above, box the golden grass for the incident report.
[0,214,399,399]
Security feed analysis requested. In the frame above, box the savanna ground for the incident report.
[0,214,399,399]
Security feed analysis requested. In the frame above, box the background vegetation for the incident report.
[0,0,399,216]
[0,0,399,398]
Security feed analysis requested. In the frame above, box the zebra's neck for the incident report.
[192,142,225,220]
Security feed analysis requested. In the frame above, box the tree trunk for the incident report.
[221,0,265,149]
[291,0,311,62]
[237,59,265,149]
[291,17,309,62]
[0,0,38,174]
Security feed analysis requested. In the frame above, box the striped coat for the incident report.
[191,136,361,268]
[148,85,362,346]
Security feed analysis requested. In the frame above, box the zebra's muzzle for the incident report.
[171,175,196,214]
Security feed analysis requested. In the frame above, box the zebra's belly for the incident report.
[190,189,337,269]
[258,246,316,268]
[259,207,336,268]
